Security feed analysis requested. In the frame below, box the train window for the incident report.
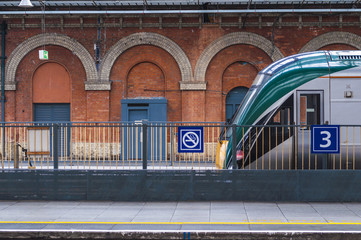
[283,108,291,125]
[300,96,307,125]
[299,93,321,126]
[273,111,281,123]
[271,108,292,125]
[253,74,265,86]
[270,95,294,125]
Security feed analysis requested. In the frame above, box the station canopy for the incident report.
[0,0,358,10]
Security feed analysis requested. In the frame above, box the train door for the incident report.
[296,91,323,169]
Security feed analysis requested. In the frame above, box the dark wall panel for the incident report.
[1,170,361,201]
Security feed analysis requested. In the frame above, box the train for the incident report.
[217,50,361,170]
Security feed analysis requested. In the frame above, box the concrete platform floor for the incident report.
[1,201,361,239]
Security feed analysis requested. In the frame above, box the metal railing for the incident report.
[1,122,360,170]
[0,122,222,170]
[222,125,361,170]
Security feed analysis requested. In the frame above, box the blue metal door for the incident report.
[129,109,148,122]
[225,87,248,122]
[33,103,71,156]
[121,98,167,161]
[128,108,148,159]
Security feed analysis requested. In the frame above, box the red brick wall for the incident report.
[4,92,15,122]
[109,45,182,122]
[182,91,205,122]
[13,45,86,122]
[319,44,358,51]
[126,62,165,98]
[2,16,361,122]
[87,91,110,122]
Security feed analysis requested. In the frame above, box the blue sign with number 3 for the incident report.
[311,125,340,154]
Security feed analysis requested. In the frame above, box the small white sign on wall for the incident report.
[28,127,50,154]
[39,50,48,60]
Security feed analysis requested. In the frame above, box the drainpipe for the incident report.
[95,17,101,71]
[1,21,6,123]
[1,21,6,159]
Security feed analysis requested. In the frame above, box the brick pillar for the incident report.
[86,91,110,122]
[205,91,223,122]
[182,90,205,122]
[5,91,15,122]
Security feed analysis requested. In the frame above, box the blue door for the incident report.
[225,87,249,122]
[33,103,71,156]
[129,109,148,122]
[128,108,148,159]
[121,98,167,161]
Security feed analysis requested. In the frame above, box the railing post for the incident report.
[53,123,59,169]
[232,124,237,169]
[1,22,7,159]
[322,122,329,170]
[142,121,148,170]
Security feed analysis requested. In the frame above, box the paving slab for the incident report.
[1,201,361,239]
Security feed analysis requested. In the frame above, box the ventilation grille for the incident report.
[338,55,361,60]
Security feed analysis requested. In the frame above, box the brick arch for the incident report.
[299,32,361,53]
[5,33,100,91]
[126,61,166,98]
[221,60,258,122]
[194,32,284,84]
[99,32,193,89]
[222,60,258,94]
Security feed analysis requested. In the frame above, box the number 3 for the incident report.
[320,131,331,148]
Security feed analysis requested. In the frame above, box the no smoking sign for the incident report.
[178,127,204,153]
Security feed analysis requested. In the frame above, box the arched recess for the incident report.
[33,62,71,103]
[221,60,258,122]
[194,32,284,84]
[222,60,259,94]
[32,62,71,150]
[299,32,361,53]
[99,32,194,89]
[126,61,165,98]
[5,33,102,91]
